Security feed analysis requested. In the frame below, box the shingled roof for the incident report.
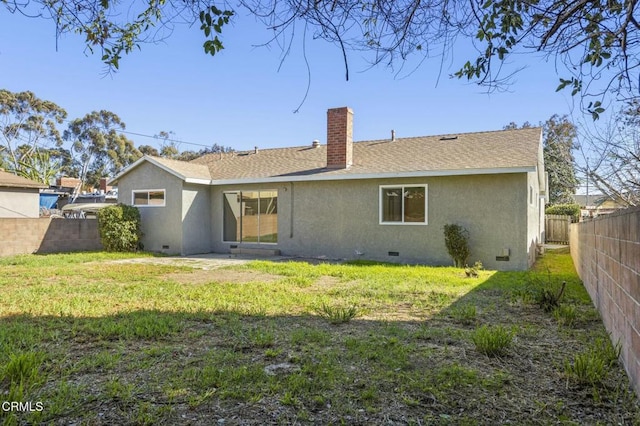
[111,127,542,185]
[189,127,542,183]
[0,170,47,189]
[111,155,212,184]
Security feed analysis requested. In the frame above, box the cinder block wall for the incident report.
[0,218,102,256]
[570,207,640,396]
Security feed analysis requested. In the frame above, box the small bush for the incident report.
[472,325,514,357]
[444,224,470,268]
[545,204,580,221]
[316,303,359,324]
[97,204,143,252]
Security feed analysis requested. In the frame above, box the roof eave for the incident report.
[0,184,47,190]
[207,166,536,186]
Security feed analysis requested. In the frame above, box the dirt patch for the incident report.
[163,268,282,285]
[107,254,256,270]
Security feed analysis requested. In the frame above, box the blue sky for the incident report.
[0,9,578,152]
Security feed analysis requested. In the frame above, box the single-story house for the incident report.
[574,193,629,218]
[111,107,547,270]
[0,170,47,218]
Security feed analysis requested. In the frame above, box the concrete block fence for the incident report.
[570,207,640,396]
[0,218,102,256]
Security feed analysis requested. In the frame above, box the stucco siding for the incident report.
[116,162,184,254]
[181,183,211,255]
[0,188,40,218]
[212,174,530,270]
[527,170,543,267]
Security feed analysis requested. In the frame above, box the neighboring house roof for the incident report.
[573,194,608,207]
[111,127,543,185]
[0,170,47,189]
[191,127,542,183]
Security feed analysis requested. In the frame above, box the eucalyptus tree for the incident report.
[64,110,141,189]
[0,89,67,174]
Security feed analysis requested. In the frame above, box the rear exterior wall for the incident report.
[117,162,184,254]
[181,183,211,255]
[211,173,531,270]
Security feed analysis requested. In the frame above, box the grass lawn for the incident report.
[1,248,638,424]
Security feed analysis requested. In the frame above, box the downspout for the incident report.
[289,182,294,238]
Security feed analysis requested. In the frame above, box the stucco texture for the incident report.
[116,162,210,255]
[0,188,40,218]
[212,173,531,270]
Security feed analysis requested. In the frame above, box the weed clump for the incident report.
[553,304,578,327]
[564,338,621,386]
[472,325,514,357]
[449,305,477,325]
[537,280,566,312]
[316,303,359,324]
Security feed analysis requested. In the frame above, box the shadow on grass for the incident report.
[1,251,637,425]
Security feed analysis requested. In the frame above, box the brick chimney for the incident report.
[326,107,353,169]
[99,178,112,193]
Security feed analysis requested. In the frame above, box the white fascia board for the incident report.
[207,166,535,186]
[185,178,213,185]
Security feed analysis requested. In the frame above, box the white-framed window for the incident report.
[379,184,428,225]
[132,189,166,207]
[223,190,278,243]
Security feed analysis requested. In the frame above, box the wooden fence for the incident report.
[545,215,571,244]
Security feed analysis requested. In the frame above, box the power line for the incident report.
[117,129,215,149]
[59,118,217,150]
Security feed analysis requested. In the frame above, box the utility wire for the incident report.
[58,118,218,150]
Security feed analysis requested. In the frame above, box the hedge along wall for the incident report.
[570,207,640,396]
[0,218,102,256]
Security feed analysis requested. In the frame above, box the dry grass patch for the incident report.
[0,250,638,425]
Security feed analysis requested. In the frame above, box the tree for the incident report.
[505,115,579,205]
[4,1,638,112]
[15,150,62,184]
[64,110,141,189]
[543,115,579,205]
[0,89,67,175]
[579,101,640,207]
[138,145,160,156]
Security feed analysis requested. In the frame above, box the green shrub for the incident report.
[444,224,470,268]
[97,204,143,252]
[545,204,580,220]
[472,325,514,357]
